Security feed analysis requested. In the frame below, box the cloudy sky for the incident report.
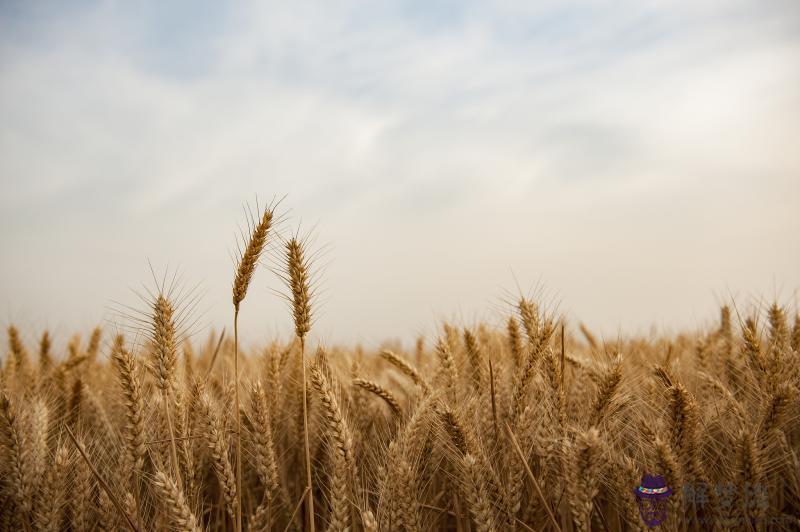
[1,0,798,351]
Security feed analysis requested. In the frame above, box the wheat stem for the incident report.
[65,425,139,532]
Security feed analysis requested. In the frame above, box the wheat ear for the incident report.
[0,391,28,516]
[38,331,53,372]
[111,335,147,475]
[464,328,484,389]
[29,399,49,518]
[506,316,524,371]
[199,394,238,520]
[232,203,274,309]
[86,326,102,363]
[567,428,602,532]
[250,381,280,497]
[791,312,800,352]
[37,444,69,532]
[518,298,540,345]
[435,338,458,403]
[380,349,430,392]
[759,382,792,450]
[380,440,422,531]
[309,361,358,530]
[7,325,30,378]
[352,378,403,419]
[150,292,184,491]
[309,362,356,475]
[463,453,496,532]
[589,355,622,426]
[361,509,378,532]
[284,235,316,532]
[152,470,202,532]
[232,202,274,532]
[736,430,764,522]
[654,436,683,523]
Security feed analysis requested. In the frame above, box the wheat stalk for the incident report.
[232,201,274,532]
[65,425,139,532]
[283,235,316,532]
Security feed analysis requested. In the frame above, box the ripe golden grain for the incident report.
[0,200,797,531]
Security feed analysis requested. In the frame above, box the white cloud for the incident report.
[1,0,798,347]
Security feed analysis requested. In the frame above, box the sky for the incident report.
[1,0,799,352]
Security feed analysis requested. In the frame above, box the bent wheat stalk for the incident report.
[232,202,274,532]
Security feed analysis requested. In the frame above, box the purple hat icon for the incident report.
[634,474,672,499]
[634,474,671,527]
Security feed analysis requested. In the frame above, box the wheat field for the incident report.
[1,202,798,532]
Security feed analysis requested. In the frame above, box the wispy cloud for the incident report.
[1,0,798,344]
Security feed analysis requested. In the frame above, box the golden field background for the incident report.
[1,203,798,532]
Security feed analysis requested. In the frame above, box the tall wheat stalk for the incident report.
[285,236,315,532]
[232,202,274,532]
